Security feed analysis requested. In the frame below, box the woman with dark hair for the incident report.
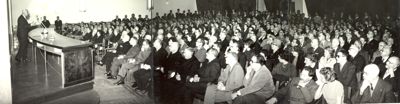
[272,52,297,89]
[314,67,344,104]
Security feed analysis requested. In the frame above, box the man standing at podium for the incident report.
[15,9,31,62]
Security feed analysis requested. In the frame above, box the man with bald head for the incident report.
[16,9,31,62]
[351,64,395,103]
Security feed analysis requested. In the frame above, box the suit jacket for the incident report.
[364,39,379,56]
[276,77,319,104]
[383,68,400,95]
[91,33,104,44]
[125,45,141,59]
[218,63,244,91]
[198,59,221,83]
[164,51,185,73]
[131,48,152,65]
[333,62,357,87]
[239,66,275,100]
[350,53,367,72]
[154,47,168,68]
[351,79,396,103]
[179,57,200,80]
[115,42,132,55]
[373,56,388,78]
[307,47,324,60]
[42,20,50,28]
[17,15,30,38]
[194,47,207,63]
[55,20,62,30]
[143,48,154,69]
[81,33,92,41]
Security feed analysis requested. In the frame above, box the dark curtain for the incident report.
[196,0,257,12]
[304,0,399,17]
[263,0,290,13]
[196,0,399,17]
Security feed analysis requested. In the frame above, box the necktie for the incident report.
[370,83,374,96]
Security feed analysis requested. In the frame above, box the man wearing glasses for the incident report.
[348,41,367,84]
[383,56,400,101]
[334,49,357,103]
[231,54,275,104]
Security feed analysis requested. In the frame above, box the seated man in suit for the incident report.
[108,37,140,79]
[307,39,324,60]
[113,39,152,86]
[101,31,132,77]
[269,66,318,104]
[160,38,185,103]
[181,48,221,104]
[204,52,244,104]
[374,46,392,77]
[334,49,357,102]
[383,56,400,101]
[351,64,396,103]
[348,41,367,83]
[133,39,167,95]
[231,54,275,104]
[164,47,200,104]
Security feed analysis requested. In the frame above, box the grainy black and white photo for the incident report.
[1,0,400,104]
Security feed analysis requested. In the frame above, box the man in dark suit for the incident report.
[269,67,318,104]
[204,52,244,104]
[109,37,140,79]
[41,16,50,28]
[113,15,121,23]
[334,49,357,102]
[166,47,200,103]
[348,42,367,83]
[364,31,379,56]
[374,46,391,78]
[231,54,275,104]
[101,31,132,77]
[122,15,130,24]
[160,38,185,103]
[383,56,400,101]
[351,64,396,103]
[307,39,324,60]
[16,9,31,62]
[54,16,62,32]
[144,39,167,99]
[181,48,221,104]
[114,39,152,86]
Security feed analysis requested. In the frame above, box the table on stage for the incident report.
[26,27,97,103]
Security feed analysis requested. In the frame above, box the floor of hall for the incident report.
[11,44,154,104]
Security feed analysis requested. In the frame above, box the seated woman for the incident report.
[318,47,336,69]
[272,52,296,89]
[314,67,344,104]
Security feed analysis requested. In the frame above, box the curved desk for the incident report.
[29,27,94,88]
